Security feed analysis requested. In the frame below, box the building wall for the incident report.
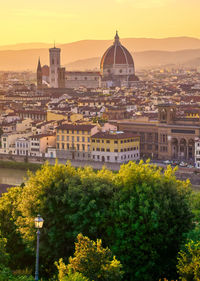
[195,138,200,168]
[91,136,140,163]
[117,119,199,161]
[40,136,56,154]
[65,72,100,89]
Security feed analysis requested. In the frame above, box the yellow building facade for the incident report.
[56,123,98,160]
[91,131,140,163]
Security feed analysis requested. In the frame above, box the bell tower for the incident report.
[37,58,42,90]
[49,44,61,88]
[158,104,176,124]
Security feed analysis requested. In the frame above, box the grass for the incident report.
[0,160,42,171]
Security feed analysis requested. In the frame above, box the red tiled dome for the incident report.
[100,32,134,69]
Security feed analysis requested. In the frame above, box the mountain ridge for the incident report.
[1,37,200,71]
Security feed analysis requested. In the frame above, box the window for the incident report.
[115,156,118,161]
[106,148,110,152]
[57,143,60,149]
[67,136,69,141]
[97,140,100,143]
[82,137,85,142]
[82,144,85,151]
[77,144,80,150]
[72,136,74,142]
[102,140,104,143]
[57,135,59,141]
[106,140,110,144]
[147,144,152,150]
[88,138,90,142]
[62,143,65,149]
[114,140,118,144]
[107,156,110,160]
[101,148,105,152]
[92,139,95,143]
[114,149,118,152]
[62,135,64,141]
[77,136,79,142]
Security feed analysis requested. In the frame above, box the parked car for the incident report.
[179,161,187,167]
[163,160,172,165]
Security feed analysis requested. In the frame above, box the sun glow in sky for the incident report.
[1,0,200,45]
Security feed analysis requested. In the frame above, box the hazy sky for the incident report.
[1,0,200,45]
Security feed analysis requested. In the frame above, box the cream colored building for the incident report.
[0,132,32,154]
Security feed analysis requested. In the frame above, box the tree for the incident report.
[57,233,123,281]
[8,160,193,280]
[107,161,193,281]
[0,233,9,267]
[0,186,33,270]
[16,163,115,277]
[56,259,89,281]
[177,240,200,281]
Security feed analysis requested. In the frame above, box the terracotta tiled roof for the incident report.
[57,124,96,131]
[91,131,139,139]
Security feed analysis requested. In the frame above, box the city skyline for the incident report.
[1,0,200,45]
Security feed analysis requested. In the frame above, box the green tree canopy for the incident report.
[177,240,200,281]
[0,186,33,270]
[56,233,123,281]
[0,161,193,280]
[16,163,116,276]
[107,161,193,281]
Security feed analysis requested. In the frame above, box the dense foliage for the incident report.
[60,233,123,281]
[0,161,194,280]
[177,240,200,281]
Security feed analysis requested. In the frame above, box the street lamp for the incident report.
[34,214,44,281]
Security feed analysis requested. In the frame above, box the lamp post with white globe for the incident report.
[34,214,44,281]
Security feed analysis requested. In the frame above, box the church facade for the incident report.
[37,32,139,89]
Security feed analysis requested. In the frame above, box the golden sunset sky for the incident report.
[1,0,200,45]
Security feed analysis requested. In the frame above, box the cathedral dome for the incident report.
[100,31,134,70]
[100,32,138,87]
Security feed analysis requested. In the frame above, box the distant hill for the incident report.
[66,49,200,71]
[1,37,200,71]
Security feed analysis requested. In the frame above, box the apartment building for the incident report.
[15,137,30,156]
[56,123,98,160]
[91,131,140,163]
[30,134,56,157]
